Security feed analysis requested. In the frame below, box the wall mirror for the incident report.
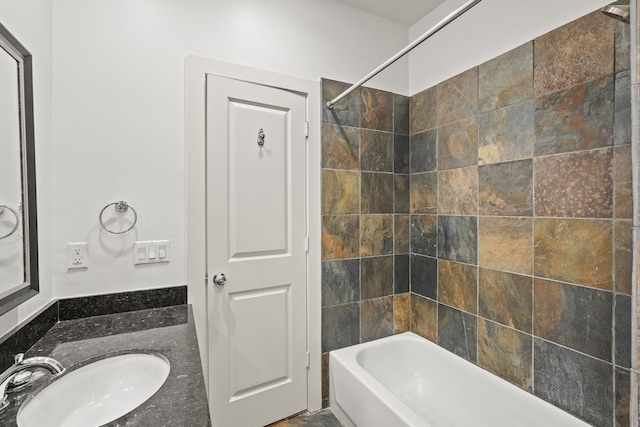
[0,22,38,315]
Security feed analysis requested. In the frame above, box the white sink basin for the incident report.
[17,352,170,427]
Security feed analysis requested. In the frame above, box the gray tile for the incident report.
[361,172,394,214]
[438,216,478,265]
[410,255,437,299]
[394,94,410,135]
[614,70,631,146]
[615,294,631,368]
[411,214,437,257]
[361,297,394,342]
[322,78,360,127]
[361,256,393,299]
[322,303,360,353]
[394,254,409,294]
[360,129,393,172]
[411,129,437,173]
[438,304,477,363]
[394,134,410,174]
[322,260,360,307]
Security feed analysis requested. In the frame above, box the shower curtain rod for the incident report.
[326,0,482,109]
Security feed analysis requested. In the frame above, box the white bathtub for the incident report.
[330,332,591,427]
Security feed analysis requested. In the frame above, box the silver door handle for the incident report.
[213,273,226,286]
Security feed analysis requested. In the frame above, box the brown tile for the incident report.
[533,11,614,96]
[394,293,411,333]
[322,215,359,261]
[438,167,478,216]
[410,172,437,214]
[361,255,393,299]
[321,123,359,170]
[394,94,410,135]
[361,87,393,132]
[478,100,535,165]
[614,220,632,295]
[361,172,394,214]
[534,278,612,361]
[411,293,437,342]
[534,218,612,289]
[322,170,360,215]
[479,268,533,333]
[410,86,437,135]
[615,70,632,147]
[478,159,533,216]
[479,42,533,112]
[361,297,394,342]
[479,217,533,275]
[394,215,409,254]
[360,214,393,257]
[322,353,329,402]
[615,368,630,427]
[478,318,532,391]
[360,129,393,172]
[437,68,478,125]
[534,75,614,156]
[394,174,410,214]
[438,117,478,170]
[411,214,437,257]
[438,260,478,314]
[615,145,632,219]
[535,148,613,218]
[615,17,631,73]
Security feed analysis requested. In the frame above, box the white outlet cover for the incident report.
[67,242,88,269]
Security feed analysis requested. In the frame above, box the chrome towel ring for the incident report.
[99,201,138,234]
[0,205,19,240]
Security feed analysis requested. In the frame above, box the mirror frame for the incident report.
[0,22,39,315]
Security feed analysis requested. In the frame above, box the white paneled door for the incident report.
[206,74,308,427]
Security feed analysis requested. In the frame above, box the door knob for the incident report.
[213,273,226,286]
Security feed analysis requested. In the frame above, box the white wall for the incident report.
[51,0,408,299]
[408,0,613,95]
[0,0,54,337]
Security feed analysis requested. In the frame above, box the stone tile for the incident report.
[615,368,630,427]
[361,297,394,342]
[322,78,360,127]
[410,214,437,257]
[394,94,410,135]
[438,215,478,265]
[478,319,532,391]
[615,70,632,146]
[533,339,613,427]
[361,255,393,299]
[478,100,535,165]
[410,86,437,135]
[394,254,409,294]
[479,160,532,216]
[322,215,359,261]
[394,174,410,214]
[322,303,359,352]
[533,11,614,96]
[394,293,411,333]
[615,294,631,369]
[360,129,393,172]
[321,259,360,307]
[322,353,329,403]
[438,304,477,363]
[270,409,342,427]
[361,172,394,214]
[411,129,437,173]
[479,42,534,112]
[438,260,477,314]
[615,144,632,219]
[534,148,613,218]
[478,217,532,275]
[615,17,631,73]
[410,172,437,214]
[411,254,437,299]
[411,293,437,342]
[534,218,612,289]
[437,68,478,126]
[479,268,532,333]
[614,220,632,295]
[322,170,360,215]
[321,123,359,170]
[534,75,614,156]
[438,117,478,170]
[360,215,393,257]
[394,215,410,254]
[361,87,393,132]
[534,278,612,361]
[438,167,479,216]
[394,134,410,174]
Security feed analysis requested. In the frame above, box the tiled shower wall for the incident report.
[320,78,412,407]
[407,10,632,427]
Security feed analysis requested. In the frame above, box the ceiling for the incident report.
[335,0,447,26]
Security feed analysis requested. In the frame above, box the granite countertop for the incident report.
[0,304,211,426]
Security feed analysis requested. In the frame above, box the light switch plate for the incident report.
[134,240,170,265]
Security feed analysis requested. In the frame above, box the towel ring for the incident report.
[99,201,138,234]
[0,205,19,240]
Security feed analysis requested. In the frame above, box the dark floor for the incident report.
[267,409,342,426]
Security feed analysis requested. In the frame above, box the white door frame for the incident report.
[184,55,322,413]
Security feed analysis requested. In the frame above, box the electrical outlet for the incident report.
[67,242,88,269]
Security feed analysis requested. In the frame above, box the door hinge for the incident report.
[305,121,309,137]
[305,236,309,253]
[205,273,208,285]
[306,351,310,368]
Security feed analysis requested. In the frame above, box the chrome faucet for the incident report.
[0,353,65,409]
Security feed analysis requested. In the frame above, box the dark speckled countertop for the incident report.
[0,305,211,427]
